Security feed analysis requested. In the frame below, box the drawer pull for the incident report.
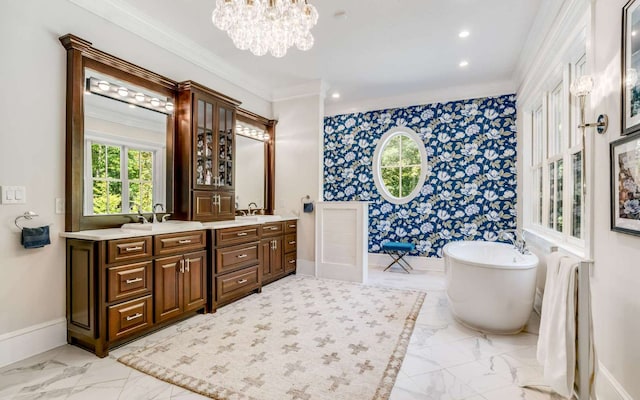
[185,258,191,272]
[237,254,248,259]
[125,277,143,284]
[237,279,248,284]
[178,239,192,244]
[288,224,296,228]
[289,260,296,264]
[126,313,143,321]
[269,226,278,230]
[124,246,142,252]
[288,241,296,245]
[180,259,185,273]
[237,232,248,237]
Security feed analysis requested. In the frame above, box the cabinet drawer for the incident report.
[216,242,259,274]
[107,261,152,303]
[215,225,260,247]
[261,222,284,237]
[285,252,297,273]
[108,295,152,341]
[284,234,297,254]
[284,220,297,233]
[107,237,152,264]
[154,231,206,256]
[216,266,260,303]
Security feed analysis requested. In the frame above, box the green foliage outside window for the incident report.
[380,134,422,198]
[90,143,154,215]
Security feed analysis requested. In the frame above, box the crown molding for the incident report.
[67,0,272,101]
[324,79,516,117]
[515,0,590,105]
[272,80,330,102]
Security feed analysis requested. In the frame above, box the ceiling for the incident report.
[116,0,542,106]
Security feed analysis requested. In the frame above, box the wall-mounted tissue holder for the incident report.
[301,195,314,213]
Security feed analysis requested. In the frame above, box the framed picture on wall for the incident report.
[623,0,640,135]
[611,132,640,235]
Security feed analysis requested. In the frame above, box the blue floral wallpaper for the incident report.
[323,94,517,257]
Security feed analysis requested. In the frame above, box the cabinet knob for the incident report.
[289,260,296,264]
[185,258,191,272]
[289,241,296,245]
[180,259,185,273]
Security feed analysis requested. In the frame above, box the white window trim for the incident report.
[84,131,166,215]
[524,35,589,253]
[372,127,428,205]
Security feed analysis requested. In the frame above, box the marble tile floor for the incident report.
[0,266,564,400]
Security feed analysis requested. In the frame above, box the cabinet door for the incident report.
[183,250,207,312]
[154,255,184,323]
[193,191,216,221]
[216,103,235,190]
[260,238,273,280]
[193,95,216,190]
[217,191,235,220]
[271,237,284,276]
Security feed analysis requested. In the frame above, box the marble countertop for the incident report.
[60,215,299,241]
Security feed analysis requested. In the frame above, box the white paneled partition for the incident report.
[315,202,369,283]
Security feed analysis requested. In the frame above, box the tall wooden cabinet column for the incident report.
[175,81,241,221]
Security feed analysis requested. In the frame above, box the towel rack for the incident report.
[15,211,51,230]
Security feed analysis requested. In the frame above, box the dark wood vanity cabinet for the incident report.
[209,225,262,312]
[261,221,297,285]
[66,230,207,357]
[175,81,240,222]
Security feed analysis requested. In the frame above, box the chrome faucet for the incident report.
[152,203,164,223]
[132,203,148,224]
[248,202,258,216]
[498,229,529,254]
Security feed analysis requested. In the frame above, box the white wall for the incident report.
[517,0,639,397]
[273,94,324,273]
[0,0,271,366]
[590,0,640,398]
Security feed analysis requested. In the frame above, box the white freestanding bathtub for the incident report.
[443,241,539,334]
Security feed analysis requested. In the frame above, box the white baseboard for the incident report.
[596,362,633,400]
[296,259,316,276]
[0,318,67,368]
[368,253,444,272]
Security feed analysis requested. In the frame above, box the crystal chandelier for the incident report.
[212,0,319,58]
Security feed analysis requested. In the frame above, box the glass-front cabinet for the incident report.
[175,81,239,221]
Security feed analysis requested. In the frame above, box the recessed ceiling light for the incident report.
[332,92,341,99]
[459,30,470,38]
[459,60,469,68]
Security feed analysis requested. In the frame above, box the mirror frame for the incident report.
[60,34,178,231]
[236,108,277,215]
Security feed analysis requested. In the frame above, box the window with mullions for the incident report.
[87,141,157,215]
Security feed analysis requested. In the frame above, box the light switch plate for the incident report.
[1,186,26,204]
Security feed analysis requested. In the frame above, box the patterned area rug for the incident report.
[118,275,426,400]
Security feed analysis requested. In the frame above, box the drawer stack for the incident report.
[210,224,262,311]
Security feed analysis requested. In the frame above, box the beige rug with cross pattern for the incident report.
[118,275,426,400]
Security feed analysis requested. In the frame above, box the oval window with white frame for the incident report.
[372,127,428,204]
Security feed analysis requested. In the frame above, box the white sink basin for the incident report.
[121,220,204,231]
[235,215,283,222]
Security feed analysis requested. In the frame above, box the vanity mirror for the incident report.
[235,109,276,215]
[61,34,177,231]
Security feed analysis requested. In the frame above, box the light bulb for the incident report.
[97,81,110,91]
[135,92,145,102]
[150,98,160,107]
[165,102,174,112]
[117,87,129,97]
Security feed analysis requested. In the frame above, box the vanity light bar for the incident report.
[235,122,270,141]
[86,77,174,115]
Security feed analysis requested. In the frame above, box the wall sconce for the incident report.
[570,75,608,134]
